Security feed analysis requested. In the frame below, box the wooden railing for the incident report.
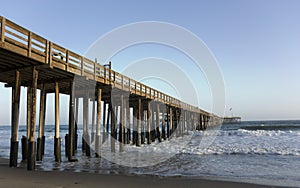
[0,16,212,116]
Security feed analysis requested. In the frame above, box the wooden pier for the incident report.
[223,117,241,124]
[0,16,222,170]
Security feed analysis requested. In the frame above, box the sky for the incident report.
[0,0,300,125]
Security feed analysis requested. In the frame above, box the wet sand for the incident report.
[0,158,284,188]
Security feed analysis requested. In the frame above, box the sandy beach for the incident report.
[0,158,284,188]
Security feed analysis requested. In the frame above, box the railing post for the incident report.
[66,50,69,71]
[141,84,142,95]
[1,17,5,43]
[94,59,97,80]
[128,79,131,92]
[81,57,84,76]
[45,41,49,64]
[113,71,116,86]
[27,32,32,57]
[49,42,53,68]
[104,68,106,84]
[109,61,112,85]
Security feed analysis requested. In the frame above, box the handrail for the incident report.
[0,16,214,117]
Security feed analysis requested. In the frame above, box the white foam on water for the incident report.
[180,129,300,156]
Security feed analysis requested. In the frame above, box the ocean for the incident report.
[0,120,300,187]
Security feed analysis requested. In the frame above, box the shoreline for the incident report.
[0,158,286,188]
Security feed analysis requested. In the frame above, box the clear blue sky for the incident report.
[0,0,300,124]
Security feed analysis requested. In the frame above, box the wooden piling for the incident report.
[110,103,115,152]
[91,100,96,144]
[119,94,125,152]
[22,86,31,161]
[175,109,179,137]
[105,103,111,144]
[133,98,142,146]
[156,103,161,142]
[166,107,170,139]
[21,136,27,161]
[75,97,79,151]
[200,114,203,130]
[199,114,202,130]
[203,115,206,130]
[102,102,107,143]
[65,134,69,157]
[136,98,142,146]
[83,93,90,157]
[37,84,46,161]
[132,107,137,145]
[126,101,130,144]
[179,110,183,137]
[115,105,119,142]
[174,109,177,137]
[118,107,122,143]
[183,110,186,133]
[9,71,21,167]
[191,112,194,131]
[68,80,77,161]
[169,107,173,139]
[41,94,46,156]
[146,101,151,144]
[151,103,156,142]
[54,81,61,162]
[95,88,101,157]
[28,67,38,170]
[161,107,166,140]
[141,109,145,145]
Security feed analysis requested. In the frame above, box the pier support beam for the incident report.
[9,71,21,167]
[132,105,137,146]
[91,100,95,144]
[105,103,110,144]
[166,107,170,139]
[83,92,90,157]
[95,88,102,157]
[110,103,115,153]
[126,101,130,144]
[68,80,77,161]
[37,84,46,161]
[141,108,145,145]
[180,110,185,136]
[54,81,61,162]
[199,114,203,130]
[119,94,125,152]
[28,67,38,170]
[75,97,79,152]
[161,107,166,140]
[156,103,161,142]
[169,107,173,139]
[22,86,31,161]
[136,98,142,146]
[175,109,179,137]
[102,102,107,143]
[146,101,151,144]
[192,113,195,130]
[203,115,207,130]
[151,104,156,142]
